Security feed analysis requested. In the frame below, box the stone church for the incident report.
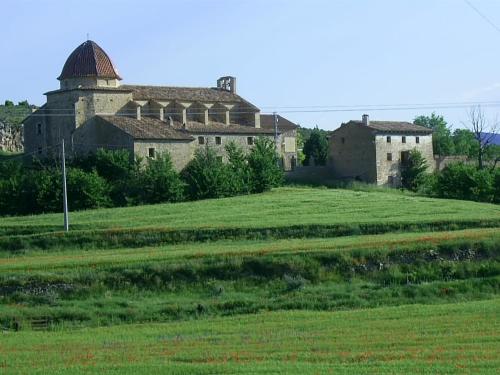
[24,40,298,170]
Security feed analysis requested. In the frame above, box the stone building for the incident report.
[23,40,297,170]
[328,115,433,186]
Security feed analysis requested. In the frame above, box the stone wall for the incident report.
[0,121,23,152]
[135,132,277,171]
[374,133,434,186]
[328,123,377,182]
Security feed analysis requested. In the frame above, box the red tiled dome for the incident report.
[58,40,122,80]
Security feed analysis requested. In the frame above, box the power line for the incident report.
[10,102,500,117]
[464,0,500,35]
[5,100,500,113]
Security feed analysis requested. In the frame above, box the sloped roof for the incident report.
[96,115,276,140]
[58,40,122,80]
[121,85,258,109]
[97,115,193,141]
[260,114,298,131]
[346,120,432,134]
[180,121,275,135]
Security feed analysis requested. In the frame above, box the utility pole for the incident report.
[61,139,69,232]
[273,112,281,168]
[273,111,278,144]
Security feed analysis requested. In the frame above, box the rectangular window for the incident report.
[386,136,391,143]
[401,151,410,165]
[387,153,392,161]
[247,137,254,145]
[198,136,205,145]
[216,156,223,163]
[341,137,345,144]
[402,136,406,143]
[416,136,420,144]
[37,147,42,155]
[215,136,221,145]
[37,123,42,135]
[148,147,155,158]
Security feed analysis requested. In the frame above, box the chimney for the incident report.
[217,76,236,94]
[362,114,369,126]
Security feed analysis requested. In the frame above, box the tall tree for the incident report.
[303,127,328,166]
[414,113,454,156]
[463,106,499,169]
[401,149,429,191]
[452,128,479,158]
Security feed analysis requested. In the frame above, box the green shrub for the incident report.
[66,168,112,210]
[303,127,328,166]
[225,142,251,195]
[135,152,185,204]
[247,137,283,193]
[401,149,429,192]
[181,147,231,200]
[436,163,495,202]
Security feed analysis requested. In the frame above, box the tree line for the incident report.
[0,138,283,216]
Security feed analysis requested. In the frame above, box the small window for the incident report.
[388,176,394,185]
[387,153,392,161]
[416,136,420,144]
[341,137,345,144]
[148,148,155,158]
[37,123,42,135]
[386,136,391,143]
[402,136,406,143]
[198,136,205,145]
[215,136,222,145]
[37,147,42,155]
[216,156,223,163]
[247,137,254,145]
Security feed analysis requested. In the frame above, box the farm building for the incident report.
[23,40,298,170]
[328,114,433,186]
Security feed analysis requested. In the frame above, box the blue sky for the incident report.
[1,0,499,130]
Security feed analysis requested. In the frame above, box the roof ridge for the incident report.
[122,84,226,90]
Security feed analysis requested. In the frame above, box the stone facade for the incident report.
[329,115,434,187]
[23,40,298,170]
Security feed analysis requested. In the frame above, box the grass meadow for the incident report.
[0,186,499,373]
[1,300,498,374]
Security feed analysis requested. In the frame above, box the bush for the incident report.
[401,149,429,191]
[0,161,24,215]
[72,149,139,206]
[135,152,185,204]
[225,142,251,195]
[436,163,495,202]
[21,168,62,214]
[181,147,231,200]
[247,137,283,193]
[303,127,328,166]
[494,169,500,204]
[66,168,111,210]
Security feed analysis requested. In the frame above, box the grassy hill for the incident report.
[1,186,499,374]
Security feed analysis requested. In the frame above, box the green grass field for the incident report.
[2,300,498,374]
[0,187,499,373]
[2,187,500,232]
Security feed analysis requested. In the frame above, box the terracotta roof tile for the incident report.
[58,40,121,80]
[96,115,192,140]
[260,114,298,131]
[121,85,258,108]
[346,120,432,134]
